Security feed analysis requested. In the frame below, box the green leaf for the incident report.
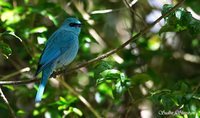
[63,110,71,116]
[30,26,47,34]
[148,35,161,51]
[150,89,171,96]
[37,36,47,44]
[80,37,92,52]
[27,4,60,26]
[160,4,200,35]
[54,97,69,106]
[97,68,130,99]
[59,96,67,104]
[98,83,113,98]
[52,95,77,111]
[162,4,174,15]
[113,81,126,98]
[100,69,121,80]
[193,95,200,100]
[64,107,83,117]
[46,13,58,26]
[175,10,182,20]
[0,41,12,58]
[1,7,25,25]
[0,1,12,8]
[72,107,83,116]
[33,110,40,116]
[58,105,68,110]
[94,61,112,79]
[4,85,14,91]
[17,110,26,116]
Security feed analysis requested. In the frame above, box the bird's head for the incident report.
[62,17,82,35]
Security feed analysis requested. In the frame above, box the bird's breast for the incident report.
[54,39,79,69]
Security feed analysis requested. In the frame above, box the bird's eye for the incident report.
[69,23,81,27]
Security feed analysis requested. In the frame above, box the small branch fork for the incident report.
[0,87,16,118]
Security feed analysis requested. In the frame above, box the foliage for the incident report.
[160,4,200,35]
[0,0,200,118]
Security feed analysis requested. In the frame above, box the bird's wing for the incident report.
[35,29,76,75]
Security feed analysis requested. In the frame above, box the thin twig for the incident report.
[0,0,185,86]
[57,77,102,118]
[0,78,39,85]
[0,67,30,80]
[0,87,16,118]
[123,0,147,26]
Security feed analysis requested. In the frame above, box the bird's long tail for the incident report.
[35,67,52,102]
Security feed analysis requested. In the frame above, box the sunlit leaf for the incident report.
[0,1,12,8]
[100,69,121,80]
[72,107,83,116]
[192,95,200,101]
[80,37,92,50]
[33,110,39,116]
[3,85,14,91]
[27,4,60,26]
[63,107,83,117]
[59,96,67,104]
[113,81,126,98]
[17,110,26,116]
[58,105,67,110]
[95,92,104,103]
[98,83,113,98]
[47,13,58,26]
[37,36,46,44]
[1,7,24,25]
[24,0,29,4]
[63,110,71,116]
[148,35,161,51]
[30,26,47,34]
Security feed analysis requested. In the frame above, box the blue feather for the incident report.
[35,65,53,102]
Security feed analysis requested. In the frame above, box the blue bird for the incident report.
[35,18,81,102]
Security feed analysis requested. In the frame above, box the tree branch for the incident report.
[0,0,185,86]
[0,78,39,85]
[0,87,16,118]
